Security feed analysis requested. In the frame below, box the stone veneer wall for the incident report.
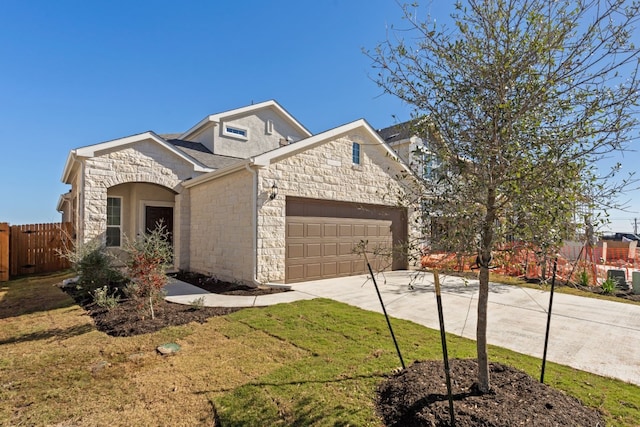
[256,132,420,283]
[187,169,255,283]
[81,140,195,244]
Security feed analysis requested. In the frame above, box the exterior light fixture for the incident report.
[269,182,278,200]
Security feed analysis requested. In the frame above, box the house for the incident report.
[59,100,419,284]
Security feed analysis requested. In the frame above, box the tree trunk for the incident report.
[476,263,491,393]
[476,186,497,393]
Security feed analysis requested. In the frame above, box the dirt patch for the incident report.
[376,359,605,427]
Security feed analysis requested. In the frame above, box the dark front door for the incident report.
[145,206,174,244]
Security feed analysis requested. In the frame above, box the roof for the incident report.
[167,139,243,169]
[376,120,416,144]
[179,100,312,141]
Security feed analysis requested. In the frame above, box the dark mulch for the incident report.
[171,271,289,296]
[62,272,284,337]
[575,284,640,302]
[376,359,605,427]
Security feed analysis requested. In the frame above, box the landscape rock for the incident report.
[157,343,181,356]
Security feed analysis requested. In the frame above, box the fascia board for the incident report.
[67,131,212,176]
[178,115,217,141]
[179,100,312,141]
[61,151,78,184]
[252,119,414,177]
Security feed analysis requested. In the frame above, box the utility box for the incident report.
[607,269,629,291]
[632,271,640,295]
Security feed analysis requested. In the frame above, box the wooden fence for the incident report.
[0,222,73,281]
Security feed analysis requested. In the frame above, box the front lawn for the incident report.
[1,273,639,426]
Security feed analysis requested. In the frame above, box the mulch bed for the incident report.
[62,272,284,337]
[376,359,605,427]
[171,271,289,296]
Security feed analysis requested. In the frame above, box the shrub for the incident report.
[59,238,124,297]
[578,270,590,287]
[601,278,617,295]
[125,224,173,319]
[92,285,120,309]
[189,296,206,310]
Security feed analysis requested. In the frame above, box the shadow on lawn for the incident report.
[0,323,94,345]
[0,272,76,319]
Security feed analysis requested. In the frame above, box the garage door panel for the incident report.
[307,223,322,237]
[306,243,321,257]
[339,242,353,256]
[306,263,322,279]
[366,225,378,236]
[323,243,337,256]
[323,262,337,276]
[287,243,304,259]
[288,222,304,237]
[287,264,304,281]
[339,224,352,236]
[338,261,352,274]
[353,224,365,237]
[324,224,337,237]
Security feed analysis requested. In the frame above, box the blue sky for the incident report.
[1,0,638,232]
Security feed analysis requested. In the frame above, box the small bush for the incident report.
[126,223,173,319]
[189,296,206,310]
[601,278,617,294]
[578,270,590,287]
[59,238,124,297]
[92,285,120,309]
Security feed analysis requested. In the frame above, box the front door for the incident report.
[145,206,174,244]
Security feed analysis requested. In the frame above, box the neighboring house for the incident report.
[59,100,419,284]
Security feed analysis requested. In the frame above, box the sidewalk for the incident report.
[165,271,640,386]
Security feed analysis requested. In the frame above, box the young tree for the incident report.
[368,0,639,392]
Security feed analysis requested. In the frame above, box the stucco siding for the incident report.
[213,110,308,158]
[188,169,254,283]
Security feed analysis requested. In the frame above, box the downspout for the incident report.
[245,162,262,287]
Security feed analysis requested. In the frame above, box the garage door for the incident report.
[285,198,407,283]
[286,216,392,282]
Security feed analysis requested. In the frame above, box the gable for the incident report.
[183,119,415,191]
[61,132,212,184]
[178,100,312,157]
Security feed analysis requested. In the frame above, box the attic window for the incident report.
[223,124,249,140]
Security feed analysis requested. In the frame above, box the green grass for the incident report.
[1,273,639,426]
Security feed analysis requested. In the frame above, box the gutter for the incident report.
[245,162,262,287]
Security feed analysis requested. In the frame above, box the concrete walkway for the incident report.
[164,271,640,386]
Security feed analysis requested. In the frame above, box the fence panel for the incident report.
[8,222,73,278]
[0,223,8,281]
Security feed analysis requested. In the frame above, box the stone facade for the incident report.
[80,139,195,247]
[255,131,418,282]
[187,169,255,283]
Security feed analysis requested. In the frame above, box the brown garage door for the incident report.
[285,198,408,283]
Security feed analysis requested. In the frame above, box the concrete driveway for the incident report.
[165,270,640,386]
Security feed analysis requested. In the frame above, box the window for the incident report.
[223,124,249,140]
[265,119,274,135]
[106,197,122,247]
[352,142,361,165]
